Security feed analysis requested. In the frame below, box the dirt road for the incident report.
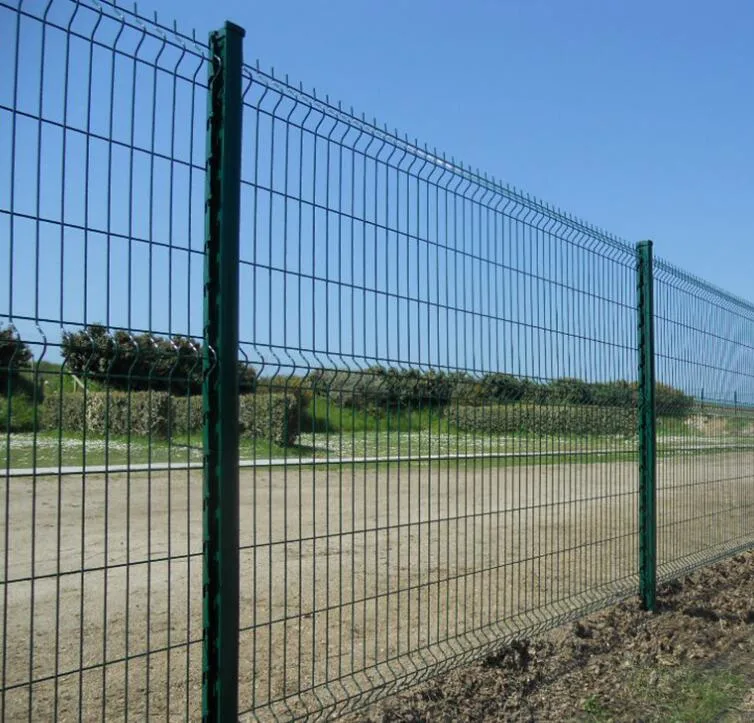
[1,452,752,720]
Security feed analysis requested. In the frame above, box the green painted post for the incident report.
[203,21,245,722]
[637,240,657,612]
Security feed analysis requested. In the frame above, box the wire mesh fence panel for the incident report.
[653,260,754,581]
[4,1,754,722]
[236,66,642,720]
[0,1,209,719]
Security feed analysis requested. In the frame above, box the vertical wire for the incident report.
[309,108,321,697]
[185,54,202,723]
[77,8,101,717]
[266,92,279,706]
[145,35,166,720]
[372,138,380,675]
[360,134,370,678]
[27,4,50,717]
[415,159,423,657]
[124,25,145,719]
[53,4,78,717]
[102,14,124,720]
[438,171,446,652]
[492,202,501,631]
[296,100,307,698]
[250,87,262,713]
[335,120,345,684]
[348,125,358,679]
[281,94,292,701]
[164,41,185,723]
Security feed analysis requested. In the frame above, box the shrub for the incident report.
[0,395,40,433]
[40,390,301,446]
[477,373,529,403]
[0,326,32,390]
[168,395,204,436]
[314,366,457,410]
[548,377,594,405]
[239,392,301,447]
[61,324,258,396]
[655,383,694,418]
[42,393,86,432]
[85,391,171,437]
[590,380,636,408]
[450,404,636,437]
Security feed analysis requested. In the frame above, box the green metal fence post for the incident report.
[203,20,245,722]
[637,240,657,611]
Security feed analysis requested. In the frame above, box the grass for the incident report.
[303,395,446,434]
[0,430,313,469]
[3,388,754,470]
[22,361,106,396]
[582,664,750,722]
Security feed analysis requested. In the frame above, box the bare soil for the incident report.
[0,452,752,720]
[352,550,754,722]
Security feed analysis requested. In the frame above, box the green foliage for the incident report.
[61,324,257,395]
[477,373,528,403]
[239,393,301,447]
[451,404,637,437]
[168,395,204,436]
[42,393,86,432]
[314,366,459,410]
[0,394,40,433]
[655,382,695,418]
[40,390,300,446]
[548,377,594,405]
[0,326,33,392]
[310,366,695,426]
[590,380,636,407]
[85,391,172,437]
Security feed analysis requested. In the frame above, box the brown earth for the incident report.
[352,550,754,722]
[0,452,752,720]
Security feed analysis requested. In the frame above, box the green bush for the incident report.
[41,393,86,431]
[39,390,301,446]
[169,392,301,446]
[451,403,636,437]
[61,324,257,396]
[85,391,171,437]
[168,395,204,436]
[239,393,301,447]
[0,394,40,433]
[656,383,695,418]
[590,380,636,408]
[314,366,459,410]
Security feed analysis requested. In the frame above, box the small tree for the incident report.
[549,377,593,405]
[0,325,33,392]
[481,373,528,403]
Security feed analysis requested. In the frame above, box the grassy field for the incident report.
[3,381,754,470]
[3,427,753,471]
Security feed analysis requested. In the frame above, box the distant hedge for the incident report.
[307,367,694,419]
[60,324,257,396]
[450,404,637,437]
[42,393,86,432]
[40,390,301,447]
[169,392,302,446]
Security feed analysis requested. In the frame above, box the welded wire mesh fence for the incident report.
[1,1,753,721]
[653,262,754,582]
[236,67,643,720]
[1,0,210,719]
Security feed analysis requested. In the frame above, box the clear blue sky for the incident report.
[1,0,752,396]
[151,0,754,300]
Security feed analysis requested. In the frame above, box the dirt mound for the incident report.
[352,551,754,722]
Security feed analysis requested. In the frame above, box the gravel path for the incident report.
[1,452,752,720]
